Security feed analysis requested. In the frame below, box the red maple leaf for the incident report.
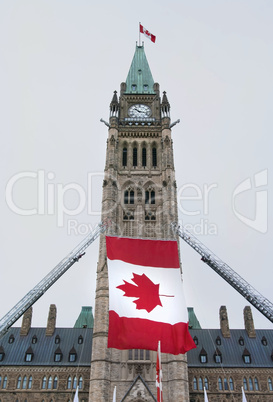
[117,273,163,313]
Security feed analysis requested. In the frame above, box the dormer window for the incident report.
[239,336,244,346]
[131,84,137,91]
[8,334,14,344]
[199,347,207,363]
[216,336,221,346]
[25,347,34,362]
[242,348,251,364]
[69,347,77,362]
[214,348,222,363]
[78,336,83,345]
[32,335,37,344]
[55,335,60,344]
[143,84,148,91]
[54,347,63,362]
[261,336,267,346]
[193,336,198,346]
[0,346,5,361]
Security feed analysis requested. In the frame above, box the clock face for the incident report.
[128,104,151,118]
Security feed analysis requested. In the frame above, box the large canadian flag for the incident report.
[106,236,196,355]
[140,24,156,43]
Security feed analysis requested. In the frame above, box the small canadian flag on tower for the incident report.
[140,23,156,43]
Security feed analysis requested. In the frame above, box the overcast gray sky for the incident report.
[0,0,272,331]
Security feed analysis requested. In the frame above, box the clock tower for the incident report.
[89,44,189,401]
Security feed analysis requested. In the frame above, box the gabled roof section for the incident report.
[125,44,155,94]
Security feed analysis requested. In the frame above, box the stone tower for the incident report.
[89,44,189,401]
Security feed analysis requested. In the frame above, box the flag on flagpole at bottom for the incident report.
[73,386,79,402]
[204,387,209,402]
[113,385,116,402]
[140,23,156,43]
[106,236,196,355]
[242,387,247,402]
[156,341,163,402]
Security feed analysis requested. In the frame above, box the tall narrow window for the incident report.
[133,147,137,167]
[0,375,2,388]
[16,376,22,389]
[243,377,248,391]
[218,377,223,391]
[48,376,52,389]
[22,376,27,389]
[204,377,208,390]
[129,190,134,204]
[124,190,129,204]
[67,376,72,389]
[193,377,197,390]
[42,376,47,389]
[145,350,150,360]
[224,378,229,390]
[28,376,32,389]
[145,191,149,204]
[229,377,234,391]
[53,376,58,389]
[198,377,203,390]
[2,376,7,389]
[142,148,147,167]
[268,377,273,391]
[122,148,127,167]
[73,376,77,389]
[249,378,253,391]
[151,190,155,204]
[254,377,259,391]
[78,376,83,389]
[152,147,157,167]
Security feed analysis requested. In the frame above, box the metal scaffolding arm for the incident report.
[172,223,273,324]
[0,221,108,338]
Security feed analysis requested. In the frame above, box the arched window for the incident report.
[122,147,127,167]
[2,376,7,389]
[133,147,137,167]
[67,376,72,389]
[254,377,259,391]
[249,377,253,391]
[48,376,52,389]
[268,377,273,391]
[0,375,2,387]
[243,377,248,391]
[193,377,197,390]
[28,376,32,389]
[22,375,27,389]
[218,377,223,390]
[78,376,83,389]
[17,376,22,389]
[53,376,58,389]
[224,378,229,390]
[204,377,208,390]
[42,376,47,389]
[73,376,77,389]
[152,147,157,167]
[229,377,234,391]
[198,377,203,390]
[142,148,147,167]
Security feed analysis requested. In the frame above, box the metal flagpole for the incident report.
[139,22,141,46]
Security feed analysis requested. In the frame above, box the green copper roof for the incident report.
[188,307,202,329]
[125,44,155,94]
[74,306,94,329]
